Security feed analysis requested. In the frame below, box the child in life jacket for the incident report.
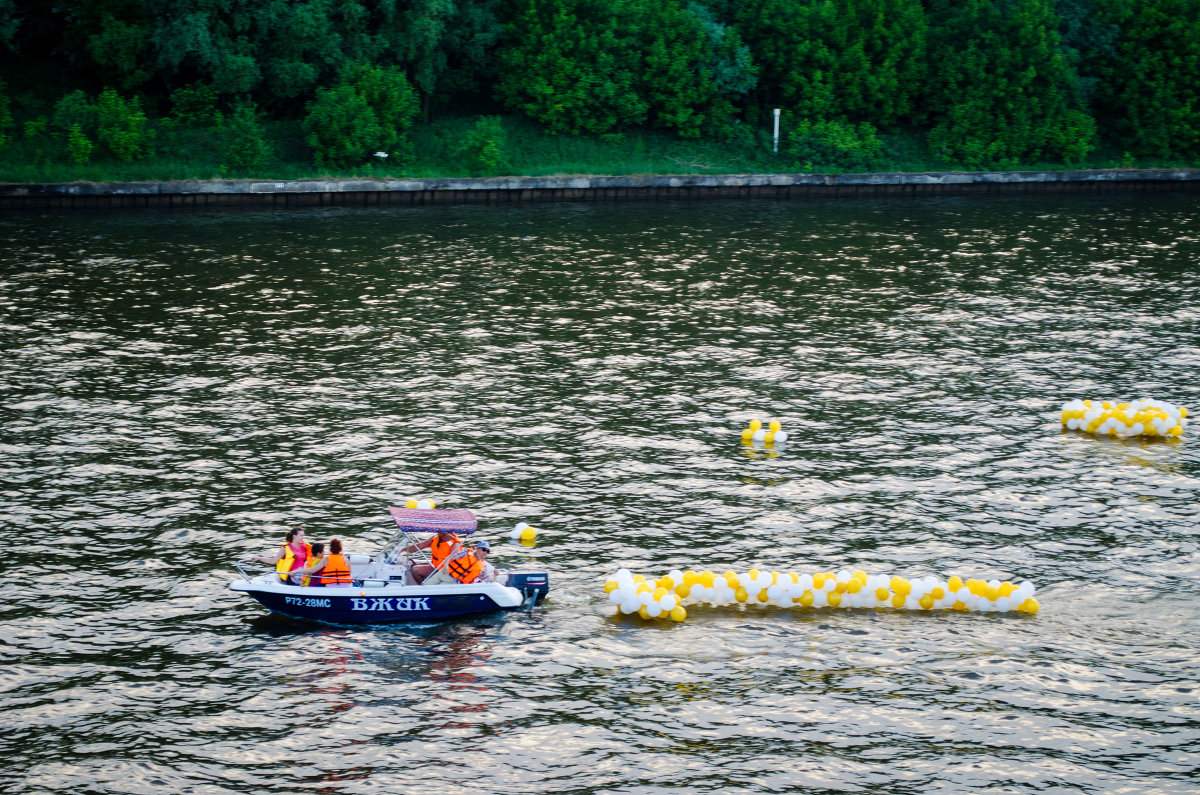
[301,543,325,586]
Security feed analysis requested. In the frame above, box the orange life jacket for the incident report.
[430,534,460,567]
[448,552,484,584]
[321,553,352,586]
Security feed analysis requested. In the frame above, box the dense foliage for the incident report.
[0,0,1196,172]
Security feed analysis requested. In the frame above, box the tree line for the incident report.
[0,0,1196,172]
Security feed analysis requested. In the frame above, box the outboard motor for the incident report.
[509,571,549,605]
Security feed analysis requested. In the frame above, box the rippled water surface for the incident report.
[2,194,1199,794]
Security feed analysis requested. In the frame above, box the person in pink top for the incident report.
[252,526,311,583]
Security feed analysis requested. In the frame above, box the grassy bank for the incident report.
[0,115,1193,184]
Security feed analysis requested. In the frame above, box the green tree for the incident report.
[0,78,11,151]
[732,0,926,128]
[94,87,154,162]
[303,64,419,168]
[925,0,1096,167]
[460,114,507,173]
[52,90,96,135]
[220,102,271,173]
[495,0,647,135]
[86,13,154,90]
[67,125,94,164]
[1090,0,1200,157]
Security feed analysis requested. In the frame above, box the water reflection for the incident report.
[1,195,1198,793]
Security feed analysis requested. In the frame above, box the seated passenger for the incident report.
[292,538,354,587]
[426,540,493,585]
[397,531,461,584]
[301,543,325,586]
[251,526,311,584]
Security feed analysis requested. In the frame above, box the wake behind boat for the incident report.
[230,506,549,623]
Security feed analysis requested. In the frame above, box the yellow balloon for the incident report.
[637,583,651,594]
[670,606,687,622]
[683,570,699,585]
[604,579,619,594]
[891,576,912,596]
[952,601,968,611]
[699,571,715,587]
[653,587,667,600]
[813,573,827,589]
[764,431,776,444]
[405,499,418,509]
[846,579,863,594]
[741,428,754,440]
[1169,426,1183,437]
[735,587,749,603]
[520,526,537,541]
[756,590,770,603]
[659,575,675,589]
[999,582,1017,597]
[675,584,691,598]
[799,591,814,607]
[1018,598,1040,614]
[891,593,906,608]
[747,568,760,580]
[874,587,889,601]
[769,420,782,432]
[1181,407,1189,418]
[637,606,651,619]
[930,587,945,600]
[919,594,934,610]
[749,420,762,431]
[828,591,843,607]
[948,576,963,592]
[633,575,646,584]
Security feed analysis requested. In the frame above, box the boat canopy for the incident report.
[387,506,477,535]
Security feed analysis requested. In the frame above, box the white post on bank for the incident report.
[772,108,781,153]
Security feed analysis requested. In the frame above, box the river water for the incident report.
[2,193,1198,794]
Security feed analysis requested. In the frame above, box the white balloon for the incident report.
[773,431,789,443]
[766,585,783,601]
[812,590,829,607]
[660,594,678,611]
[752,429,766,441]
[646,603,662,618]
[995,596,1012,612]
[417,499,433,509]
[797,574,814,591]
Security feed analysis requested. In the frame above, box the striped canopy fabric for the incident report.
[387,506,477,535]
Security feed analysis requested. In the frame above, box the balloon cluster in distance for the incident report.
[741,419,789,444]
[404,498,437,509]
[604,568,1039,622]
[1061,398,1189,439]
[510,522,538,542]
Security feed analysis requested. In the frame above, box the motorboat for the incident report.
[230,506,549,623]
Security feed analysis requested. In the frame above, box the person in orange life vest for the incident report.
[427,540,492,585]
[400,531,461,584]
[292,538,354,587]
[252,526,311,583]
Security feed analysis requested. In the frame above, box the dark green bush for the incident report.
[786,117,884,172]
[221,103,271,173]
[460,115,508,174]
[303,65,419,169]
[95,88,154,162]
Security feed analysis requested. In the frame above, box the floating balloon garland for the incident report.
[604,567,1039,622]
[1061,398,1189,439]
[404,498,437,509]
[740,419,789,445]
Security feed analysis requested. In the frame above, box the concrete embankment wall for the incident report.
[1,169,1198,210]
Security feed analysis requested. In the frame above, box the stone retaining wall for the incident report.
[1,169,1197,210]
